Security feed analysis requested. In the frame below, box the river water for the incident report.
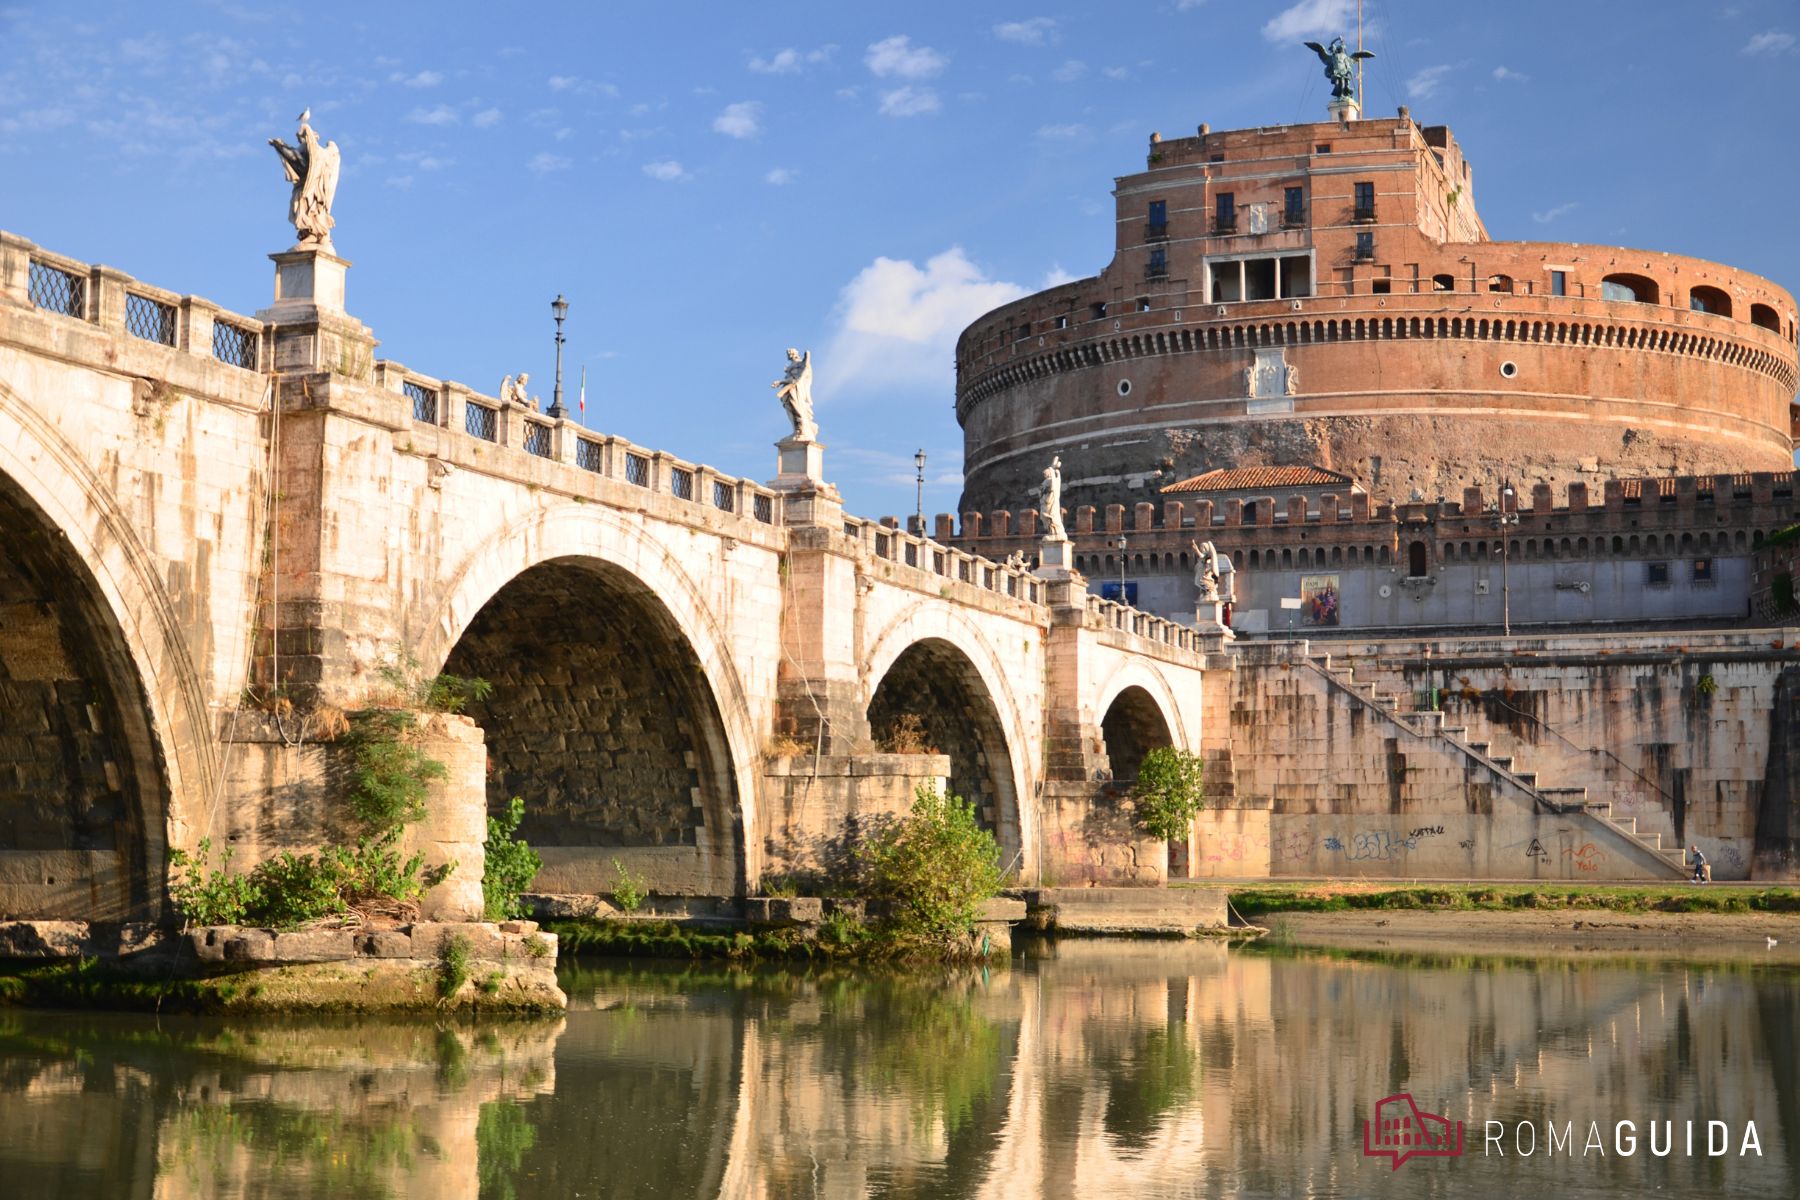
[0,940,1794,1198]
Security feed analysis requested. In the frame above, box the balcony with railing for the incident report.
[1211,214,1238,236]
[1351,204,1378,224]
[1144,221,1169,242]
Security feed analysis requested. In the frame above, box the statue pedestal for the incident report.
[1034,536,1077,580]
[257,245,377,379]
[771,436,825,486]
[1327,96,1361,124]
[766,436,841,528]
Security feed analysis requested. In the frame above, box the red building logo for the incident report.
[1363,1093,1464,1170]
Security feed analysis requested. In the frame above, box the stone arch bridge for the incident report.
[0,231,1221,920]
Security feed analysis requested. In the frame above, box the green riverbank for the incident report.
[1213,881,1800,918]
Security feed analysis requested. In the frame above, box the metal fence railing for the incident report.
[28,259,84,317]
[211,320,259,369]
[522,420,552,458]
[464,400,498,441]
[404,380,438,424]
[124,292,176,345]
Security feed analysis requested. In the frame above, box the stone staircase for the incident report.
[1306,654,1688,877]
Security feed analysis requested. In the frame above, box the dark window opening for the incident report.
[1750,302,1781,332]
[1354,232,1375,261]
[1646,561,1670,586]
[1137,296,1151,313]
[1214,192,1236,234]
[1550,270,1567,297]
[1146,247,1168,279]
[1431,273,1456,292]
[1353,181,1375,222]
[1602,273,1660,304]
[1315,143,1331,154]
[1091,301,1107,320]
[1689,286,1731,317]
[1283,186,1305,226]
[1488,274,1514,294]
[1372,280,1391,295]
[1692,558,1713,582]
[1406,540,1429,578]
[1147,199,1168,240]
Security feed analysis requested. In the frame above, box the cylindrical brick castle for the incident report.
[955,114,1799,515]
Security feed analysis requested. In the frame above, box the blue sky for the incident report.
[3,0,1797,519]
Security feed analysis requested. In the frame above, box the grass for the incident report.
[544,917,1005,964]
[1215,881,1800,918]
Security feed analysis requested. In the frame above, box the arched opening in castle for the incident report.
[945,101,1799,636]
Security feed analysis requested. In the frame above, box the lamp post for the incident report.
[1492,480,1519,636]
[914,449,926,533]
[547,294,569,419]
[1116,532,1129,605]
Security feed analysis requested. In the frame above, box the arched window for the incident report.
[1249,549,1261,568]
[1601,273,1660,304]
[1488,274,1514,294]
[1378,545,1391,565]
[1432,273,1456,292]
[1407,540,1428,578]
[1282,547,1293,567]
[1751,303,1781,332]
[1689,286,1732,317]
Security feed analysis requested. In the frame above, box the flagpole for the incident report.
[578,364,587,427]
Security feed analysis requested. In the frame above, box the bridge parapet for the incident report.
[842,515,1044,608]
[1086,594,1207,661]
[2,232,268,375]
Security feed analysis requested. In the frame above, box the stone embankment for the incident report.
[0,918,564,1011]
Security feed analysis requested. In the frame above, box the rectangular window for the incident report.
[1215,192,1235,232]
[1147,199,1167,239]
[1091,301,1107,320]
[1353,181,1375,221]
[1550,270,1567,297]
[1372,280,1391,295]
[1015,323,1031,341]
[1646,561,1670,586]
[1354,231,1375,260]
[1283,186,1304,225]
[1055,314,1069,330]
[1146,247,1168,278]
[1315,143,1331,154]
[1136,296,1151,312]
[1692,558,1713,582]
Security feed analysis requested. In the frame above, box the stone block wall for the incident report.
[758,754,948,882]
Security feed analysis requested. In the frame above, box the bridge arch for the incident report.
[862,602,1034,870]
[0,380,215,920]
[1094,661,1187,781]
[419,504,761,895]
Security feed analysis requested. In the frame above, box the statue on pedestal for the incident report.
[501,373,538,411]
[1040,455,1066,540]
[1302,37,1374,101]
[772,348,817,441]
[1191,539,1236,604]
[269,109,341,247]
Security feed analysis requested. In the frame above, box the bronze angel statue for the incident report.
[1303,37,1374,101]
[269,109,341,246]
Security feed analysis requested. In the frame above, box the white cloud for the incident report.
[879,86,941,117]
[1041,265,1077,288]
[1050,59,1088,83]
[528,152,570,174]
[1406,64,1452,99]
[547,75,619,96]
[472,107,502,128]
[1036,123,1087,139]
[384,175,414,190]
[1262,0,1356,43]
[1176,0,1207,8]
[405,104,459,126]
[748,45,836,73]
[1492,65,1530,82]
[824,248,1028,397]
[1102,66,1131,80]
[1532,201,1578,224]
[642,159,689,182]
[1742,31,1796,55]
[994,18,1057,46]
[765,166,796,185]
[866,35,947,79]
[393,69,442,88]
[712,100,762,138]
[398,150,453,171]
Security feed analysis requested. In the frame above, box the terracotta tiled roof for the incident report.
[1162,465,1353,494]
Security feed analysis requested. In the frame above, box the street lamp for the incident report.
[1116,532,1129,604]
[914,449,926,532]
[1492,480,1519,636]
[547,294,569,419]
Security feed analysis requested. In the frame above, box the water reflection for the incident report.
[0,942,1794,1198]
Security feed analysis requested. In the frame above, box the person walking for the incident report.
[1689,845,1711,884]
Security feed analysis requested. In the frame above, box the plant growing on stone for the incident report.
[346,710,447,832]
[482,797,542,921]
[1132,747,1207,842]
[609,859,647,913]
[878,712,939,755]
[437,934,471,999]
[858,784,1004,946]
[168,839,263,926]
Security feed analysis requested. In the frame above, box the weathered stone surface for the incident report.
[355,929,415,958]
[0,919,90,957]
[222,929,275,962]
[272,929,356,962]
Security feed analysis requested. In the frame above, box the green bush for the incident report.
[1132,747,1207,842]
[168,839,263,926]
[859,785,1004,945]
[245,851,346,927]
[609,859,647,913]
[346,710,447,831]
[437,934,471,999]
[482,797,543,921]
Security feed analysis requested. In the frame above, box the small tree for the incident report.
[482,796,543,920]
[860,785,1004,945]
[1132,747,1206,842]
